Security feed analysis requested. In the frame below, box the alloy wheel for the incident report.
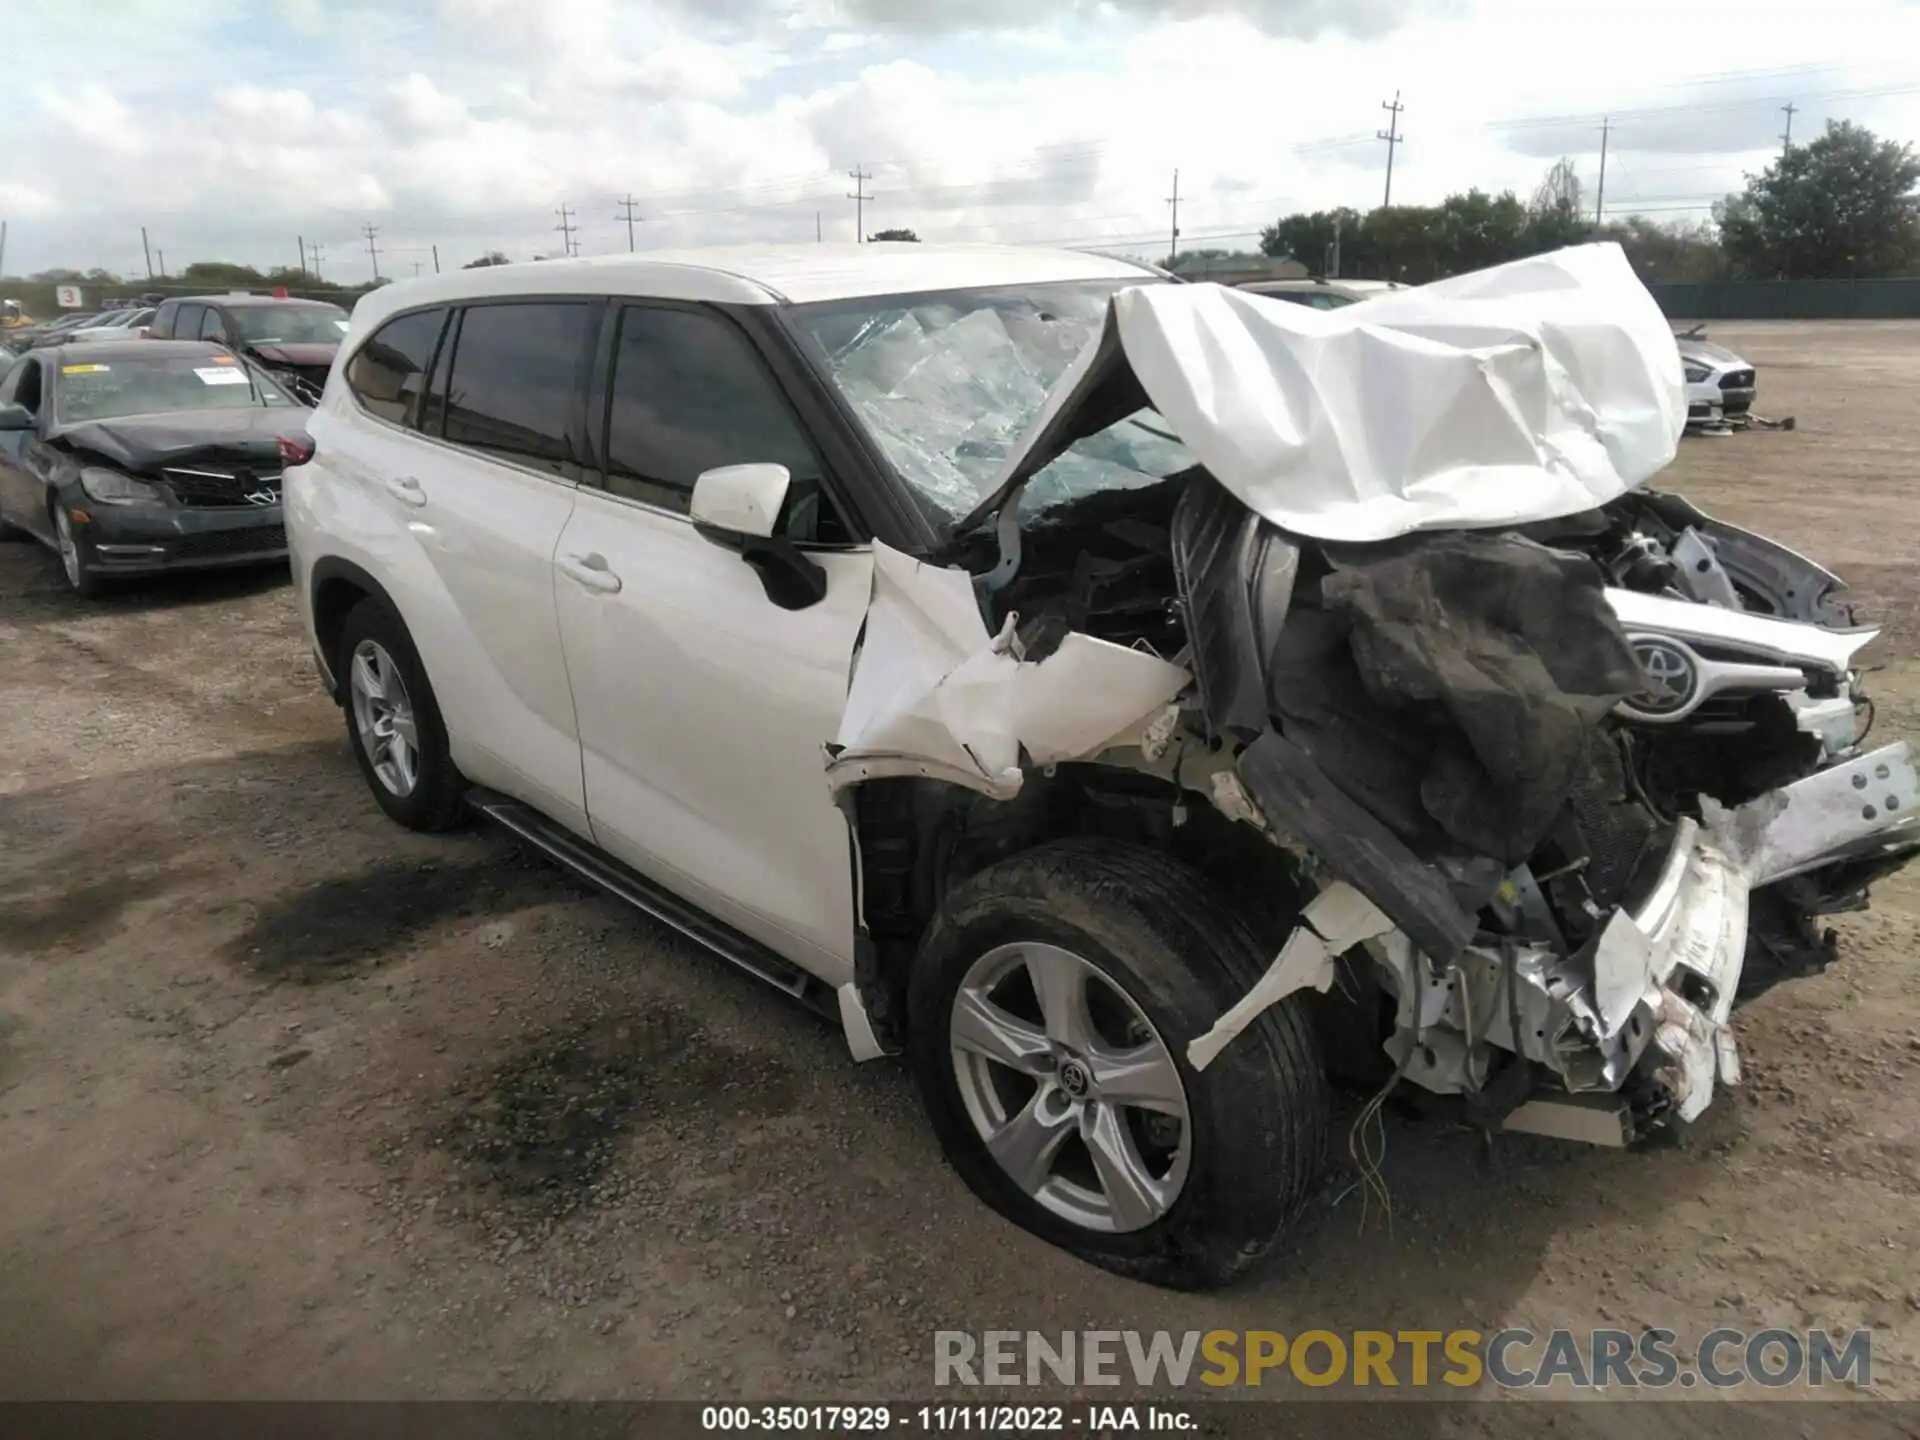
[55,508,81,588]
[949,942,1191,1234]
[348,638,420,798]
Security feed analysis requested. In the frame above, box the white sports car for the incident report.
[1676,326,1757,430]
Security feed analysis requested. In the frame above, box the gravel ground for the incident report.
[0,320,1916,1427]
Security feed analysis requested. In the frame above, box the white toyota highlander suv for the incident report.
[286,243,1915,1289]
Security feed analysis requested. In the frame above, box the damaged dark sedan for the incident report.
[0,340,311,596]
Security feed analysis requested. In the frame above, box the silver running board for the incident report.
[465,787,837,1018]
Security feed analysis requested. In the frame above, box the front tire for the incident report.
[53,504,102,597]
[337,596,465,832]
[907,839,1330,1290]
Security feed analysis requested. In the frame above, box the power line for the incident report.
[847,166,871,242]
[1378,91,1405,207]
[616,194,643,252]
[1490,80,1919,132]
[362,223,380,280]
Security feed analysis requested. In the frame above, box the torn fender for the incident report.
[824,542,1191,797]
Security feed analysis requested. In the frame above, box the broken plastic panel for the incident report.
[826,542,1191,798]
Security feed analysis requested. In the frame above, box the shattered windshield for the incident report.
[231,306,349,345]
[790,280,1195,532]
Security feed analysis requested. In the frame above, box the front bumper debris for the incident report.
[1220,742,1918,1136]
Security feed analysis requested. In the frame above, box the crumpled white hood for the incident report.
[998,243,1686,543]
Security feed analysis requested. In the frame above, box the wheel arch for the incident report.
[309,555,403,703]
[843,762,1309,1055]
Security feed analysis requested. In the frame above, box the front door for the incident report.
[553,302,874,981]
[0,357,52,541]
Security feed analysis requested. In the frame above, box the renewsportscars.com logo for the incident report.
[933,1328,1873,1391]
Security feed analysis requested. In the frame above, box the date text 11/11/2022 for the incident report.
[700,1406,1197,1432]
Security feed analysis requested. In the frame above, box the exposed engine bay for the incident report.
[826,246,1918,1145]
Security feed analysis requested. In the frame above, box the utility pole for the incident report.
[840,168,871,243]
[1378,90,1405,207]
[297,235,307,278]
[1595,117,1611,227]
[616,194,642,252]
[1781,102,1798,159]
[412,261,423,277]
[847,167,872,242]
[363,222,381,280]
[554,203,578,257]
[141,226,154,280]
[156,248,165,277]
[1329,214,1342,278]
[816,211,822,243]
[1165,169,1180,267]
[309,243,324,280]
[432,244,440,274]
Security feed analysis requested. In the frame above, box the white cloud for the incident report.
[3,0,1919,278]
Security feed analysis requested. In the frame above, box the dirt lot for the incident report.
[1,320,1917,1423]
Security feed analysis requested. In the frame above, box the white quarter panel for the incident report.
[553,488,873,981]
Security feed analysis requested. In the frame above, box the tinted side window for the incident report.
[150,301,178,338]
[416,310,460,437]
[173,304,203,339]
[345,307,448,427]
[601,306,823,517]
[1,358,40,412]
[441,302,593,475]
[198,308,227,341]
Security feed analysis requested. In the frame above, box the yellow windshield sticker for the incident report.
[62,363,109,374]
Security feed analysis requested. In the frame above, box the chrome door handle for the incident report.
[558,552,622,594]
[384,475,427,506]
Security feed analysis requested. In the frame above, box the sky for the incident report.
[2,0,1918,280]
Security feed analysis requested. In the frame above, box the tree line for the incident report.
[13,122,1913,293]
[1191,120,1920,286]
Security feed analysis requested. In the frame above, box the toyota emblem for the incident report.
[1630,637,1697,714]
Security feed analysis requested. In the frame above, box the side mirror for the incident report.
[689,462,827,612]
[0,402,34,431]
[690,463,790,540]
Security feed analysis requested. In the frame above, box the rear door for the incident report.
[551,301,873,978]
[324,299,597,832]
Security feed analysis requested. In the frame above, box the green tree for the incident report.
[1718,120,1920,278]
[868,228,919,242]
[180,261,268,287]
[29,267,86,282]
[1598,216,1728,283]
[84,266,122,284]
[463,251,512,268]
[1260,207,1369,275]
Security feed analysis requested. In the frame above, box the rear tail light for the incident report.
[278,434,316,467]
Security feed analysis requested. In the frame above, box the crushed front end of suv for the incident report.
[289,241,1913,1291]
[820,245,1912,1255]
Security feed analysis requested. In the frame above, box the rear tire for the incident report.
[337,596,465,832]
[907,838,1329,1290]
